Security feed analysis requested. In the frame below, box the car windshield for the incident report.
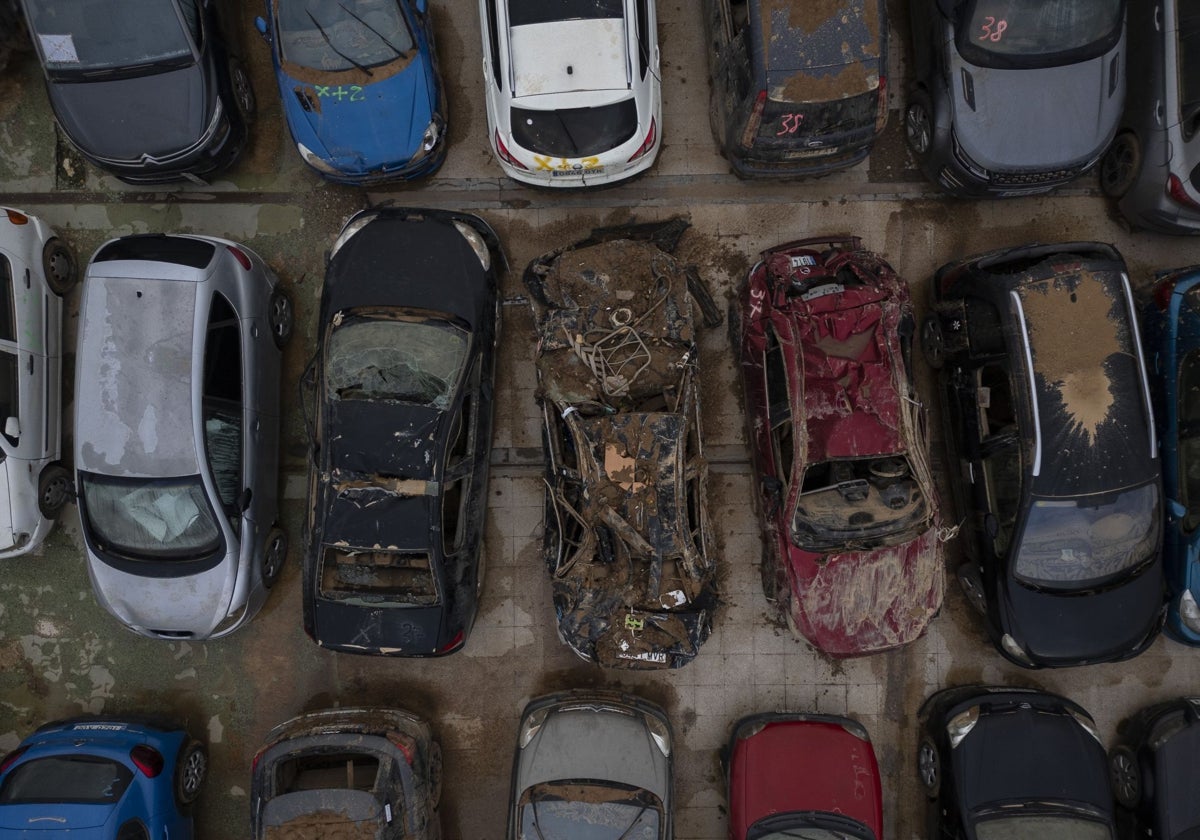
[1014,482,1160,589]
[276,0,415,71]
[326,316,468,410]
[960,0,1122,64]
[792,455,930,551]
[511,99,638,157]
[518,781,662,840]
[25,0,193,73]
[79,472,223,561]
[0,756,133,804]
[508,0,623,27]
[974,814,1113,840]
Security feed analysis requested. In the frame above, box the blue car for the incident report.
[255,0,447,184]
[1144,267,1200,643]
[0,718,206,838]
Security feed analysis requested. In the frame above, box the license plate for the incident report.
[551,167,605,178]
[616,649,668,664]
[783,147,840,159]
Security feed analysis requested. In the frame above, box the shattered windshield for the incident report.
[792,455,929,551]
[276,0,415,71]
[518,782,662,840]
[26,0,193,73]
[326,316,468,409]
[79,472,222,561]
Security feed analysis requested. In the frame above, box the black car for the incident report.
[905,0,1125,197]
[701,0,888,177]
[21,0,255,183]
[301,207,503,657]
[921,242,1165,668]
[918,686,1117,840]
[1109,697,1200,840]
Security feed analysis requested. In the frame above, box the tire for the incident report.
[261,527,287,589]
[1099,132,1141,199]
[917,737,940,796]
[174,740,207,807]
[956,564,987,616]
[1109,745,1140,808]
[920,314,945,370]
[427,740,443,808]
[905,92,934,158]
[267,288,294,349]
[42,238,76,296]
[37,464,72,518]
[230,59,256,125]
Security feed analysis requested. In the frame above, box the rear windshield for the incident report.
[320,547,440,605]
[508,0,623,27]
[80,472,223,562]
[511,99,638,156]
[0,756,133,804]
[276,0,415,72]
[959,0,1123,67]
[757,89,877,143]
[26,0,193,73]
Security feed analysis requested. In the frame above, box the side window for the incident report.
[981,438,1020,556]
[485,0,503,89]
[441,477,465,555]
[1178,350,1200,530]
[0,258,14,342]
[764,328,794,483]
[635,0,650,78]
[0,349,17,444]
[202,293,243,515]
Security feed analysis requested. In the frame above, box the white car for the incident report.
[0,208,74,559]
[479,0,661,187]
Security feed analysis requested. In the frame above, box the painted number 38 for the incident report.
[978,16,1007,42]
[776,113,804,136]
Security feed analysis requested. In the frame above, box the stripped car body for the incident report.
[251,707,442,840]
[524,220,718,669]
[737,236,944,656]
[301,208,502,657]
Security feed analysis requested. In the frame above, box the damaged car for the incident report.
[736,236,944,656]
[251,707,442,840]
[524,219,718,669]
[921,242,1165,667]
[301,208,503,657]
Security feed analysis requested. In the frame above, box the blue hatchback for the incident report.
[256,0,447,184]
[1143,267,1200,643]
[0,718,206,839]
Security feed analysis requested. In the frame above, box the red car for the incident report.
[726,713,883,840]
[736,235,944,655]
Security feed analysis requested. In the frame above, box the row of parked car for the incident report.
[3,0,1198,229]
[0,686,1194,839]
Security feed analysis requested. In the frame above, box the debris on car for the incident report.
[524,218,719,669]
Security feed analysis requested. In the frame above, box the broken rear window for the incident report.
[320,547,440,605]
[793,456,929,551]
[275,0,415,71]
[326,316,467,410]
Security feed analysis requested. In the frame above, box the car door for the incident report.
[1169,348,1200,587]
[0,254,47,464]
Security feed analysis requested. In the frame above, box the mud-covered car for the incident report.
[251,707,442,840]
[524,220,718,669]
[301,208,502,657]
[921,242,1165,668]
[736,236,944,656]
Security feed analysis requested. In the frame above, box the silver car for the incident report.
[75,233,293,639]
[508,690,672,839]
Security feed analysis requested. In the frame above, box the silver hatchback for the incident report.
[75,234,293,640]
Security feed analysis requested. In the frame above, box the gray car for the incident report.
[905,0,1125,197]
[1100,0,1200,233]
[74,233,293,640]
[508,690,672,839]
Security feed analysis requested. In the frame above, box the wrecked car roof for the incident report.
[328,401,443,480]
[322,472,435,549]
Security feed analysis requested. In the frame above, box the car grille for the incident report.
[990,165,1083,187]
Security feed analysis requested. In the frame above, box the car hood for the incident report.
[47,64,211,162]
[948,48,1121,171]
[327,401,442,479]
[282,57,435,172]
[313,597,448,655]
[86,548,234,636]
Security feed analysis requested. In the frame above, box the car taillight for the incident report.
[130,745,164,777]
[1167,174,1200,211]
[494,131,527,169]
[1154,275,1182,311]
[436,630,464,654]
[229,246,252,271]
[627,117,656,162]
[5,210,28,225]
[740,90,767,149]
[251,746,267,772]
[874,76,888,133]
[0,746,28,774]
[387,732,415,765]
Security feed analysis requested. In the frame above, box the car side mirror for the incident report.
[237,487,253,513]
[254,16,270,40]
[4,417,19,439]
[1169,499,1188,521]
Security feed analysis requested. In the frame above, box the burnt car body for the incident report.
[921,242,1166,668]
[736,236,944,656]
[251,707,442,840]
[301,208,502,657]
[1108,697,1200,839]
[524,220,719,669]
[702,0,888,178]
[905,0,1125,197]
[918,686,1116,840]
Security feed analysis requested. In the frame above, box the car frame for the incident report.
[1108,696,1200,839]
[75,233,293,640]
[300,207,503,657]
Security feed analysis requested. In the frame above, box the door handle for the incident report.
[26,355,32,374]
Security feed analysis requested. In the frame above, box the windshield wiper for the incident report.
[337,2,406,58]
[530,801,549,840]
[614,805,649,840]
[306,9,374,76]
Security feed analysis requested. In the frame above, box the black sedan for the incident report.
[918,686,1117,840]
[301,207,503,657]
[1109,697,1200,840]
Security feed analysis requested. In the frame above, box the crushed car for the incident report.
[736,236,945,656]
[524,219,719,669]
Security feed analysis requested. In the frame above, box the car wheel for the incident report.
[1109,746,1140,808]
[42,238,76,296]
[920,314,945,369]
[261,527,287,589]
[905,93,933,158]
[917,737,940,796]
[427,740,443,808]
[174,740,207,807]
[267,288,294,349]
[230,59,256,124]
[1099,132,1141,199]
[956,564,987,615]
[37,465,72,518]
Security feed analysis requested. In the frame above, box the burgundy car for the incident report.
[736,235,944,655]
[726,713,883,840]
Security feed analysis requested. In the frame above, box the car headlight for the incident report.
[422,117,442,152]
[1001,633,1035,666]
[297,142,340,175]
[452,221,490,271]
[644,712,670,757]
[518,707,550,749]
[946,706,978,748]
[329,213,379,261]
[1180,590,1200,634]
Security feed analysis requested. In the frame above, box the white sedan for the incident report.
[479,0,661,187]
